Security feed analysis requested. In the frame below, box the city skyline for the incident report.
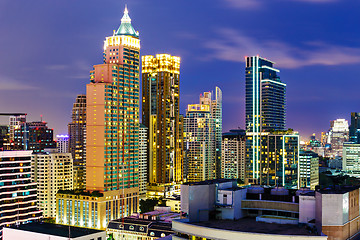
[0,0,360,140]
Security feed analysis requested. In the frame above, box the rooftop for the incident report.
[8,222,103,238]
[317,185,359,194]
[183,179,236,186]
[192,218,317,236]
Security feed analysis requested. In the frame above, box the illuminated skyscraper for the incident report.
[56,7,140,229]
[68,94,86,189]
[142,54,183,184]
[184,104,215,182]
[350,112,360,143]
[245,56,286,132]
[245,56,289,186]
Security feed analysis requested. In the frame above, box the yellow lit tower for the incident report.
[142,54,183,186]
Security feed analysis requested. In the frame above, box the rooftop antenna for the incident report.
[40,115,43,122]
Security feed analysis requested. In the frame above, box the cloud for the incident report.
[204,29,360,68]
[224,0,338,9]
[0,76,39,91]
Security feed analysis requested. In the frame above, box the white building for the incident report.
[299,150,319,190]
[343,143,360,176]
[327,119,349,157]
[31,150,73,218]
[56,134,69,153]
[3,222,106,240]
[139,124,148,199]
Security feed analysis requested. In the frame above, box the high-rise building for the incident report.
[221,129,246,181]
[31,150,73,218]
[199,88,222,178]
[299,150,319,190]
[0,125,8,151]
[349,112,360,143]
[245,132,299,188]
[142,54,183,184]
[245,56,286,132]
[9,115,26,143]
[13,121,56,152]
[139,124,148,199]
[343,143,360,177]
[0,151,42,237]
[326,119,349,157]
[68,94,87,189]
[56,134,69,153]
[184,103,215,182]
[245,56,288,186]
[57,7,140,230]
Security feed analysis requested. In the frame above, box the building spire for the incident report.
[115,5,139,37]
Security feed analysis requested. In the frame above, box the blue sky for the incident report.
[0,0,359,140]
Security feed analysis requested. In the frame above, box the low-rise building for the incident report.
[107,206,178,240]
[56,188,139,230]
[3,222,106,240]
[299,150,319,190]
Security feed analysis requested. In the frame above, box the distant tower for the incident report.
[56,134,69,153]
[142,54,183,184]
[350,112,360,143]
[68,94,86,189]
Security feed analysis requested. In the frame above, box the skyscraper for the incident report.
[350,112,360,143]
[326,119,349,157]
[142,54,183,184]
[139,124,148,199]
[199,87,222,178]
[184,104,215,182]
[68,94,86,189]
[245,56,286,132]
[56,134,69,153]
[245,56,290,186]
[56,7,140,229]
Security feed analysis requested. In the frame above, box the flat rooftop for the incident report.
[8,222,104,238]
[192,218,317,236]
[183,179,236,186]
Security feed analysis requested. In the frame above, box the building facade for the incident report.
[142,54,183,184]
[68,94,87,189]
[184,104,215,182]
[32,151,73,218]
[221,129,246,180]
[139,124,148,199]
[245,132,299,188]
[326,119,349,157]
[56,189,138,230]
[0,151,42,237]
[299,150,319,190]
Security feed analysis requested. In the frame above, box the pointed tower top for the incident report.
[115,5,139,37]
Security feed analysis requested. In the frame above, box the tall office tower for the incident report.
[56,134,69,153]
[68,94,87,189]
[350,112,360,143]
[56,7,140,230]
[13,121,56,152]
[31,150,73,218]
[245,132,299,188]
[326,119,349,157]
[0,151,42,237]
[139,124,148,199]
[299,150,319,190]
[199,87,222,178]
[221,129,246,181]
[184,104,215,182]
[245,56,286,132]
[142,54,183,184]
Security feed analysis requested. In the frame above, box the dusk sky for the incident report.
[0,0,359,140]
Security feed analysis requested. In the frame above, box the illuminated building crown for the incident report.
[115,6,139,38]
